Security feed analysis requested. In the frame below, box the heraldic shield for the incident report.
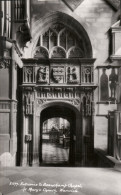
[51,67,64,83]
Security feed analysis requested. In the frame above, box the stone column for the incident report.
[21,92,28,166]
[90,101,95,165]
[75,114,83,166]
[9,61,17,166]
[32,90,40,166]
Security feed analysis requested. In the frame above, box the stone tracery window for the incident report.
[33,23,85,58]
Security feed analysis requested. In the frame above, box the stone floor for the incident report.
[0,167,121,195]
[42,143,69,164]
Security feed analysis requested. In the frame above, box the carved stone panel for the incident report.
[66,66,80,84]
[37,66,49,84]
[24,93,34,115]
[50,66,65,84]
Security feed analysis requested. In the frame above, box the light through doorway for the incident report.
[41,117,70,165]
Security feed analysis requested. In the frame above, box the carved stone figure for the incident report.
[109,68,118,100]
[38,67,48,83]
[67,67,78,83]
[100,68,109,101]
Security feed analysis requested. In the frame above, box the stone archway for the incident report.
[40,102,82,166]
[19,11,96,167]
[32,101,82,166]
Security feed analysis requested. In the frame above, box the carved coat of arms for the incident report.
[51,67,64,83]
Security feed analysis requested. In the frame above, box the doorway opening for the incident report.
[39,105,77,166]
[42,117,70,165]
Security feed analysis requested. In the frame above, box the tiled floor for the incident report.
[0,167,121,195]
[42,143,69,164]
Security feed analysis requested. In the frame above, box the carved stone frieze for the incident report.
[36,98,81,108]
[36,86,93,99]
[22,87,34,91]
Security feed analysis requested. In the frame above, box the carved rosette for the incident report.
[37,99,47,105]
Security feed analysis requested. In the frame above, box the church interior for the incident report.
[0,0,121,169]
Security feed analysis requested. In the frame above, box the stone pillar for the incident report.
[90,101,95,165]
[32,90,40,166]
[21,93,28,166]
[75,114,83,166]
[9,61,17,166]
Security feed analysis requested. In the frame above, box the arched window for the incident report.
[33,23,86,59]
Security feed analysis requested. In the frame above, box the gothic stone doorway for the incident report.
[40,106,75,166]
[19,13,95,166]
[38,102,82,166]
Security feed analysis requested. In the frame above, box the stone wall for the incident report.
[25,0,117,152]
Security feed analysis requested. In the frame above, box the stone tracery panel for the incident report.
[81,65,94,84]
[50,47,66,58]
[68,47,84,58]
[23,66,36,83]
[34,47,49,58]
[33,23,86,59]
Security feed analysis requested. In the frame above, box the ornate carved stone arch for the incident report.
[30,12,93,58]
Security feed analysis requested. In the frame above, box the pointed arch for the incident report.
[30,12,93,58]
